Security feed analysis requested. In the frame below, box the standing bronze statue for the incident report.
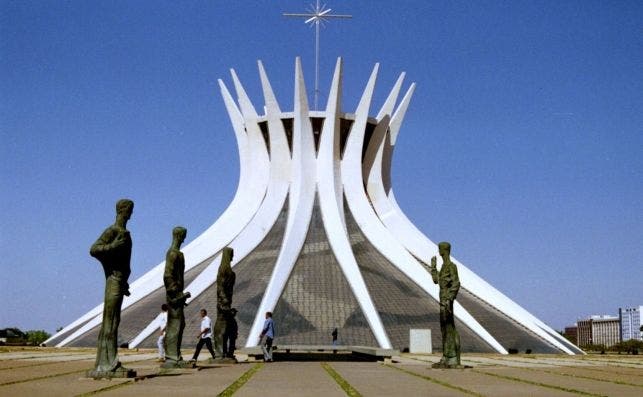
[161,226,192,368]
[213,247,235,360]
[428,242,463,368]
[87,199,136,379]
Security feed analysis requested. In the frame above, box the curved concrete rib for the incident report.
[129,63,291,348]
[366,85,573,354]
[49,75,269,347]
[246,57,317,346]
[316,58,391,348]
[362,72,405,182]
[342,65,506,354]
[51,59,578,354]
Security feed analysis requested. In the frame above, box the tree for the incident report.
[25,330,50,346]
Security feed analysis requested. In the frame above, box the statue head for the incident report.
[217,246,235,281]
[115,199,134,220]
[222,246,234,262]
[438,242,451,257]
[173,226,187,244]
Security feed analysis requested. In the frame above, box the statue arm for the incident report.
[89,227,117,259]
[429,256,439,284]
[90,227,129,260]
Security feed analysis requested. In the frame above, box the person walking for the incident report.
[191,309,216,362]
[156,304,168,362]
[258,311,275,362]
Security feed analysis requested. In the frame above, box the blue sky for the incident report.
[1,1,641,334]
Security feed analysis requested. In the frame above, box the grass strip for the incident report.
[0,368,86,386]
[0,357,151,387]
[384,363,485,397]
[406,355,498,368]
[574,365,643,376]
[216,363,263,397]
[525,367,643,388]
[473,369,608,397]
[578,357,643,367]
[0,351,141,362]
[0,356,94,371]
[321,362,362,397]
[0,354,81,361]
[74,380,134,397]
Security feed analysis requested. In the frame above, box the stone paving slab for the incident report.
[0,357,91,370]
[0,359,90,385]
[235,362,345,397]
[574,357,643,369]
[0,353,90,363]
[397,363,573,397]
[579,365,643,376]
[471,356,584,367]
[2,349,643,396]
[100,364,251,397]
[406,354,502,368]
[332,361,465,396]
[0,371,133,396]
[497,356,605,367]
[477,366,643,397]
[14,353,97,363]
[534,365,643,386]
[463,356,560,368]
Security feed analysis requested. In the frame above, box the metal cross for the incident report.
[284,1,352,110]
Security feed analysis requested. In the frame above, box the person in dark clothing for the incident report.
[223,308,238,359]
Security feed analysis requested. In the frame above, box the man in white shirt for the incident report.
[191,309,216,361]
[156,304,168,362]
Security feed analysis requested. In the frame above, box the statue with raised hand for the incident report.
[213,247,235,360]
[428,241,462,368]
[87,199,136,379]
[161,226,192,368]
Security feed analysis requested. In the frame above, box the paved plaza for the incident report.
[1,348,642,396]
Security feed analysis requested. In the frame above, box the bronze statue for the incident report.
[428,242,462,368]
[87,199,136,378]
[161,226,192,368]
[213,247,235,359]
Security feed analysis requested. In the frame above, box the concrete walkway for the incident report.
[1,348,642,396]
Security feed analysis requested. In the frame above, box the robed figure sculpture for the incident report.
[161,226,192,368]
[428,241,463,368]
[213,247,235,358]
[87,199,136,378]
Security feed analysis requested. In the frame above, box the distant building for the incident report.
[577,315,620,347]
[619,306,643,341]
[0,328,26,345]
[564,325,578,345]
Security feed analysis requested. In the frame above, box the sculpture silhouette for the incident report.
[213,247,235,358]
[161,226,192,368]
[428,242,462,368]
[87,199,136,378]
